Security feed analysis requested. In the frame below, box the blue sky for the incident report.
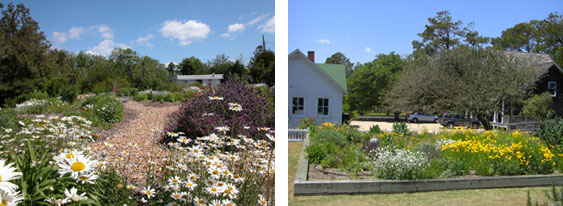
[289,0,562,64]
[4,0,274,65]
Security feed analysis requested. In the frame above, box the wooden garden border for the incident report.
[294,136,563,196]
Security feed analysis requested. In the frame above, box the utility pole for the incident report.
[262,34,266,52]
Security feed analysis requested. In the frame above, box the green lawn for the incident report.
[288,142,553,206]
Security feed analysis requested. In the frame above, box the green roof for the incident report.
[316,63,347,91]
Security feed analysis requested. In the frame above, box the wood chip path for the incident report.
[89,101,180,187]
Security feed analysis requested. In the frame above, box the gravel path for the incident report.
[89,101,180,187]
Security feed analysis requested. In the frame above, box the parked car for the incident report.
[407,112,439,123]
[439,113,480,129]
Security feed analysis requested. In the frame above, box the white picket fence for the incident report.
[288,129,309,142]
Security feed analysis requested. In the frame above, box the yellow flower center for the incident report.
[146,191,151,195]
[79,176,89,181]
[212,170,219,175]
[199,200,205,204]
[173,179,178,183]
[227,203,233,206]
[0,175,2,182]
[211,187,217,192]
[71,162,86,172]
[66,153,75,159]
[174,194,180,198]
[118,184,123,188]
[1,199,6,206]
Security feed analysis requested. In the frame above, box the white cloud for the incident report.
[135,34,155,47]
[259,16,275,33]
[160,20,211,46]
[365,46,375,54]
[247,14,269,26]
[87,39,129,56]
[96,25,114,39]
[227,23,245,33]
[68,27,85,39]
[52,32,67,43]
[318,39,331,44]
[220,33,231,38]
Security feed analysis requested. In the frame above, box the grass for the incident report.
[288,142,552,206]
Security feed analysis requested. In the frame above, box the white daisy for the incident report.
[0,189,23,206]
[0,159,22,193]
[143,185,156,199]
[208,96,224,101]
[57,155,97,179]
[64,187,88,202]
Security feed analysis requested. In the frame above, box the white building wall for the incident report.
[288,55,343,128]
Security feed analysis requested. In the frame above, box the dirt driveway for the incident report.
[350,121,445,133]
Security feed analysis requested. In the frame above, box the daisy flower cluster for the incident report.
[150,126,275,206]
[0,115,112,205]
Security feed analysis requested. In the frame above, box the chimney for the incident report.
[307,51,315,63]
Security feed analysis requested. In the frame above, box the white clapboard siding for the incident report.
[288,52,343,128]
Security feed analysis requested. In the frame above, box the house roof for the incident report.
[289,49,348,95]
[316,63,347,91]
[503,51,562,74]
[175,74,223,80]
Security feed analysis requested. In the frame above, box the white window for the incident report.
[317,98,329,116]
[548,81,557,97]
[292,97,304,115]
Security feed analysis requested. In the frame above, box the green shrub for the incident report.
[134,93,148,101]
[522,92,554,119]
[306,144,327,164]
[95,96,122,123]
[26,90,49,100]
[392,122,410,136]
[310,129,348,147]
[298,116,316,129]
[0,108,19,130]
[115,88,139,97]
[61,86,78,103]
[537,117,563,147]
[369,124,382,134]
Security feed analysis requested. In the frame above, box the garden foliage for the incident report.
[164,78,274,142]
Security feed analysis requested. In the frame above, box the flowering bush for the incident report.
[0,116,133,205]
[371,146,429,180]
[165,78,274,142]
[79,95,123,127]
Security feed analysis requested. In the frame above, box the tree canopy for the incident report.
[325,52,354,78]
[346,52,406,113]
[249,46,275,86]
[384,47,541,129]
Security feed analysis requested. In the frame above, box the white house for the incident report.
[170,74,223,86]
[288,49,348,128]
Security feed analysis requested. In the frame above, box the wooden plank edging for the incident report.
[294,133,310,181]
[294,174,563,195]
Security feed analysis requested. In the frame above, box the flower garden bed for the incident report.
[294,123,563,195]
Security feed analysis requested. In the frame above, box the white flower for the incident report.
[64,187,88,202]
[0,159,22,193]
[77,172,98,184]
[0,189,23,206]
[228,103,242,111]
[57,154,97,179]
[208,96,224,101]
[258,194,268,206]
[215,127,230,133]
[45,196,69,206]
[142,185,156,199]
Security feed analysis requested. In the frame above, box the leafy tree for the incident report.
[464,23,490,49]
[207,54,232,74]
[492,12,563,66]
[492,21,541,52]
[385,47,541,130]
[166,62,176,75]
[0,3,50,106]
[178,56,206,75]
[325,52,354,77]
[109,48,139,86]
[412,10,467,56]
[249,46,275,86]
[347,52,406,113]
[522,92,554,119]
